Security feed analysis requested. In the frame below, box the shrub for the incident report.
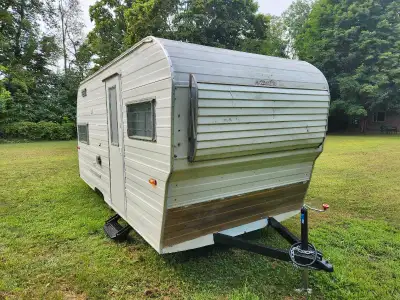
[1,122,76,140]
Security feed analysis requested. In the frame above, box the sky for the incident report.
[81,0,295,34]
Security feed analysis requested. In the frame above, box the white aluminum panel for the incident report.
[77,37,173,253]
[188,83,329,162]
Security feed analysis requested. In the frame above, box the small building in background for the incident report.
[329,110,400,134]
[366,111,400,133]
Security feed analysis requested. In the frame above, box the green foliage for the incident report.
[87,0,287,70]
[0,89,11,122]
[87,0,131,69]
[0,0,78,128]
[295,0,400,117]
[2,121,76,140]
[1,0,288,132]
[3,0,398,133]
[74,41,93,77]
[173,0,264,50]
[283,0,313,41]
[124,0,178,46]
[282,0,313,57]
[241,16,287,57]
[0,66,11,118]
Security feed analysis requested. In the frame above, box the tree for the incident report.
[282,0,313,58]
[73,41,93,80]
[241,15,287,57]
[87,0,131,69]
[0,0,62,124]
[0,67,12,121]
[46,0,86,73]
[1,0,46,64]
[60,0,85,72]
[295,0,400,119]
[124,0,179,45]
[173,0,263,50]
[87,0,289,70]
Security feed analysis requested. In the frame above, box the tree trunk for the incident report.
[14,0,26,60]
[360,117,368,134]
[59,0,68,73]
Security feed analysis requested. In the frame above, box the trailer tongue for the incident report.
[104,202,333,293]
[214,204,333,293]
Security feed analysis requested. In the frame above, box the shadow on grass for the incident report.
[135,228,309,298]
[90,184,317,298]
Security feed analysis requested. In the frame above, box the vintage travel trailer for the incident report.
[76,36,330,254]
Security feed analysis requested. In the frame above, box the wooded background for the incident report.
[0,0,399,138]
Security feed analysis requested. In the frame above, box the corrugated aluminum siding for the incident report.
[77,79,111,201]
[167,148,320,209]
[77,36,331,251]
[158,38,329,90]
[191,83,329,161]
[162,37,330,211]
[77,39,173,252]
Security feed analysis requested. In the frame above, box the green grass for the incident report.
[0,136,399,299]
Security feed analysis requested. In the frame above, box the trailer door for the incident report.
[105,75,126,216]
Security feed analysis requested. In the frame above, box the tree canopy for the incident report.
[87,0,287,70]
[0,0,90,125]
[294,0,400,117]
[282,0,313,58]
[1,0,59,123]
[87,0,131,69]
[0,0,399,134]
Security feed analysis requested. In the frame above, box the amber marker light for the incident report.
[149,178,157,187]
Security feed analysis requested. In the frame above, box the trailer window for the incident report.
[78,124,89,144]
[108,86,119,146]
[126,100,155,141]
[373,112,385,122]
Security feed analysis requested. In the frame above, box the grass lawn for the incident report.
[0,136,399,299]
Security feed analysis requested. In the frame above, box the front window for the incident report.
[126,99,155,141]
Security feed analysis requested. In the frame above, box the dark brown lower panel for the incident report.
[162,182,308,247]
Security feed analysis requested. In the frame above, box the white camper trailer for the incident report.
[76,36,330,254]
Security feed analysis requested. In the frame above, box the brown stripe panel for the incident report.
[163,182,308,247]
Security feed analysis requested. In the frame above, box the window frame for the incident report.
[108,85,119,146]
[373,111,386,123]
[188,74,198,162]
[126,98,156,142]
[77,123,89,144]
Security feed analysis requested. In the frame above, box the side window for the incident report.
[78,124,89,144]
[108,86,119,146]
[126,99,155,141]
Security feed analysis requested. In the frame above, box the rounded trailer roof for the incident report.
[81,36,328,91]
[156,37,329,91]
